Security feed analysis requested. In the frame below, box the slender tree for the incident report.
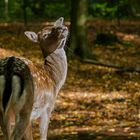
[23,0,27,25]
[4,0,9,21]
[70,0,91,59]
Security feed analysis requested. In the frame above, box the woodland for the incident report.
[0,0,140,140]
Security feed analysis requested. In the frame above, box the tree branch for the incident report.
[82,59,140,73]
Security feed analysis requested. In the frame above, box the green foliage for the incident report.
[0,1,4,17]
[0,0,139,22]
[89,3,117,18]
[9,1,22,19]
[122,41,133,48]
[117,0,134,17]
[44,3,70,19]
[88,0,138,18]
[0,0,71,22]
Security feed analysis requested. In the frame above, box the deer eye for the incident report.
[42,31,51,38]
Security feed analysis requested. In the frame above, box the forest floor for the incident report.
[0,19,139,140]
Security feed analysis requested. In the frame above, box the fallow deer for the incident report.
[0,17,68,140]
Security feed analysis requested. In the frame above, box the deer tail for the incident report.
[0,56,34,139]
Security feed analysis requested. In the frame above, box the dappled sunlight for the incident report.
[0,20,140,139]
[49,91,139,136]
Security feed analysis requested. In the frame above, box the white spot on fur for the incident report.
[30,90,53,120]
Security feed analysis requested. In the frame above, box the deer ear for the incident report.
[54,17,64,27]
[24,31,38,43]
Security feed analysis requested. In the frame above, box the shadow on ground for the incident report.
[48,132,139,140]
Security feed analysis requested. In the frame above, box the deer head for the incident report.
[24,17,68,58]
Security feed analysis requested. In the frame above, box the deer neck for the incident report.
[44,48,67,92]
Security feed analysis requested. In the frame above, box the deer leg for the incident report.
[8,108,15,136]
[39,107,52,140]
[11,93,33,140]
[0,112,9,140]
[10,112,30,140]
[0,76,9,140]
[22,122,33,140]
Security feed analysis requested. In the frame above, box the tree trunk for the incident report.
[4,0,9,21]
[116,0,120,26]
[69,0,91,59]
[23,0,27,26]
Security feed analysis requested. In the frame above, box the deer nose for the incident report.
[63,26,68,31]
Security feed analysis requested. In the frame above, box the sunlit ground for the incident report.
[0,20,140,140]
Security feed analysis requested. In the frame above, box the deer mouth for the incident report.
[59,26,68,39]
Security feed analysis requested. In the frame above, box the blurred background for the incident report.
[0,0,140,140]
[0,0,140,22]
